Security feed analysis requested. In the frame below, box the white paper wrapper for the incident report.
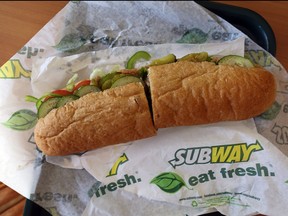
[1,1,288,216]
[35,38,288,216]
[80,121,288,216]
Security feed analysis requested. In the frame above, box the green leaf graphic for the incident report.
[2,109,37,130]
[260,101,281,120]
[285,180,288,184]
[53,33,87,52]
[177,28,208,44]
[150,172,186,193]
[76,25,95,41]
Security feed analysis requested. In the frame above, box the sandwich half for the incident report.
[148,61,276,128]
[34,82,156,156]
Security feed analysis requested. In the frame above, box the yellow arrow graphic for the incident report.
[107,153,129,177]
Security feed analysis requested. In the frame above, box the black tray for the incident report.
[196,1,276,56]
[23,2,276,216]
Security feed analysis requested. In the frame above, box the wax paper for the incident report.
[1,1,288,216]
[80,121,288,216]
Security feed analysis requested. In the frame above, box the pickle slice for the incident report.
[178,52,209,62]
[150,54,176,66]
[111,73,127,84]
[101,79,113,90]
[111,76,142,88]
[99,72,117,88]
[218,55,254,68]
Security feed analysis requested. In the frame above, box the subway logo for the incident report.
[0,59,31,79]
[169,140,263,168]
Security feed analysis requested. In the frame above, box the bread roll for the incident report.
[34,60,277,156]
[34,82,156,156]
[148,61,276,128]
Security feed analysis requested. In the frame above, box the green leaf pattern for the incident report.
[53,33,87,53]
[150,172,186,193]
[53,24,95,53]
[260,101,281,120]
[2,109,37,130]
[177,28,209,44]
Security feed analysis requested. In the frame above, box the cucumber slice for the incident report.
[56,95,79,108]
[111,76,142,88]
[74,85,101,97]
[217,55,254,68]
[38,97,61,119]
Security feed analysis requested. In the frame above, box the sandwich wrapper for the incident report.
[1,1,288,216]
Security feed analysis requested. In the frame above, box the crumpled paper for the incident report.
[1,1,288,216]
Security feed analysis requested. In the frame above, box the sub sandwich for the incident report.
[27,52,276,156]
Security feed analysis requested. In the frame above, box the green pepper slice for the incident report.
[126,51,151,69]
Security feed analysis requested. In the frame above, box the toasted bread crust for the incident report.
[35,61,276,155]
[148,61,276,128]
[34,82,156,156]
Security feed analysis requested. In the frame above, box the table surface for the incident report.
[0,1,287,215]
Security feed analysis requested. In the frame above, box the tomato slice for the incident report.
[43,89,73,102]
[51,89,73,96]
[42,80,90,103]
[73,79,91,91]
